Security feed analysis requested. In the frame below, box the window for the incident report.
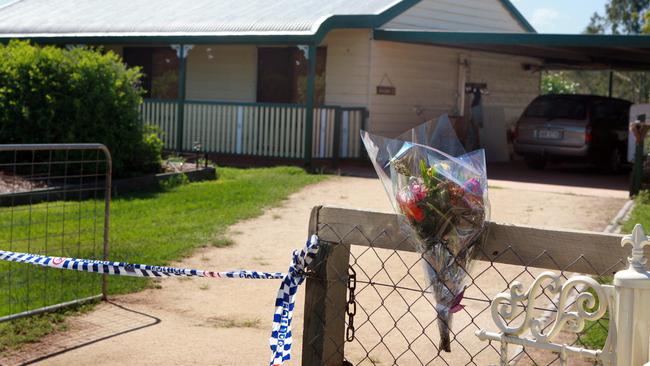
[524,97,586,120]
[256,47,326,105]
[123,47,179,99]
[591,100,629,125]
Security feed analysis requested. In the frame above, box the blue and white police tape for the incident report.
[0,235,320,366]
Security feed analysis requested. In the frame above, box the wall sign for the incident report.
[376,73,396,96]
[376,86,396,95]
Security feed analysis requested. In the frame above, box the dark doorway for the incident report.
[256,47,327,105]
[256,48,293,104]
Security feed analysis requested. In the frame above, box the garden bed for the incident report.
[0,172,46,194]
[112,166,217,194]
[0,166,217,206]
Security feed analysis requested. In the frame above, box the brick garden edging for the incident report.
[111,166,217,194]
[0,167,217,206]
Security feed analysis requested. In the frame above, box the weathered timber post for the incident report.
[631,114,648,196]
[302,206,350,365]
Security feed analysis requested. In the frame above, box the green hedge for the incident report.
[0,41,161,177]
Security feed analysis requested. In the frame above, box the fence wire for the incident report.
[0,144,111,321]
[308,221,623,366]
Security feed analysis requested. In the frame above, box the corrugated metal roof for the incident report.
[0,0,403,38]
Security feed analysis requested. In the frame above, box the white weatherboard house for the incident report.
[1,0,648,165]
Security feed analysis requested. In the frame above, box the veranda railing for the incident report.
[140,99,367,161]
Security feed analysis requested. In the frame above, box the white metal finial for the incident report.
[170,44,194,59]
[297,45,310,59]
[622,224,650,271]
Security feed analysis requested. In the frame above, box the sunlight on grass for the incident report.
[623,190,650,234]
[0,300,97,352]
[0,166,326,349]
[579,192,650,351]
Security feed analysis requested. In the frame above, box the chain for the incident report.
[346,265,357,342]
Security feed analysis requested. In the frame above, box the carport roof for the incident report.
[374,30,650,70]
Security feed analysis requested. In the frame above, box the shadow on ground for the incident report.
[337,160,630,193]
[488,161,630,192]
[0,301,160,366]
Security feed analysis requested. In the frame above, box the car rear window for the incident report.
[524,98,587,120]
[591,100,629,121]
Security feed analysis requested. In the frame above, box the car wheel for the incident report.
[525,157,547,170]
[601,148,622,174]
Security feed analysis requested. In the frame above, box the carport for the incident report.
[372,29,650,193]
[369,29,650,164]
[374,30,650,70]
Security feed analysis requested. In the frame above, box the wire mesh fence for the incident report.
[303,206,627,366]
[0,144,111,321]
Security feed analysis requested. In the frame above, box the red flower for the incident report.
[397,191,426,222]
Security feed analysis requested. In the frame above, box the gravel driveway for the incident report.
[3,175,627,366]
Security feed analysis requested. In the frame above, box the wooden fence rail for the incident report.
[302,205,627,366]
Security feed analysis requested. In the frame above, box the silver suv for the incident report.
[514,94,631,172]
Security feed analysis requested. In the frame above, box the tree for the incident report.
[570,0,650,103]
[541,72,580,95]
[586,0,650,34]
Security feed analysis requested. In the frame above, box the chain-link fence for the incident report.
[0,144,111,321]
[303,206,627,366]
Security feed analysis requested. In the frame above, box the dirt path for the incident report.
[4,176,627,365]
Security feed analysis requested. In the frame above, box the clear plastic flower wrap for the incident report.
[361,115,490,353]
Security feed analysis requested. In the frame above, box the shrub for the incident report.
[136,125,165,174]
[0,40,162,177]
[159,173,189,190]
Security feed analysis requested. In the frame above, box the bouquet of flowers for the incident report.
[361,115,489,352]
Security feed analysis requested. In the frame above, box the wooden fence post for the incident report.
[631,114,648,196]
[302,206,350,366]
[304,44,317,167]
[332,108,342,169]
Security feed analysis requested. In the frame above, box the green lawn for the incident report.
[578,279,612,350]
[622,190,650,234]
[0,166,326,350]
[578,191,650,351]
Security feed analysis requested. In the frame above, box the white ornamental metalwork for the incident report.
[614,224,650,366]
[622,224,650,272]
[170,44,194,59]
[476,271,614,366]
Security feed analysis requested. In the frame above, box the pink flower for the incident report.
[410,182,428,201]
[463,178,482,196]
[449,289,466,314]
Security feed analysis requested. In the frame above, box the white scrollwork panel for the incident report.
[491,272,608,343]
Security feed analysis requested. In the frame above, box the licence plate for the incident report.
[536,129,563,140]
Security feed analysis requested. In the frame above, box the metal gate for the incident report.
[0,144,111,321]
